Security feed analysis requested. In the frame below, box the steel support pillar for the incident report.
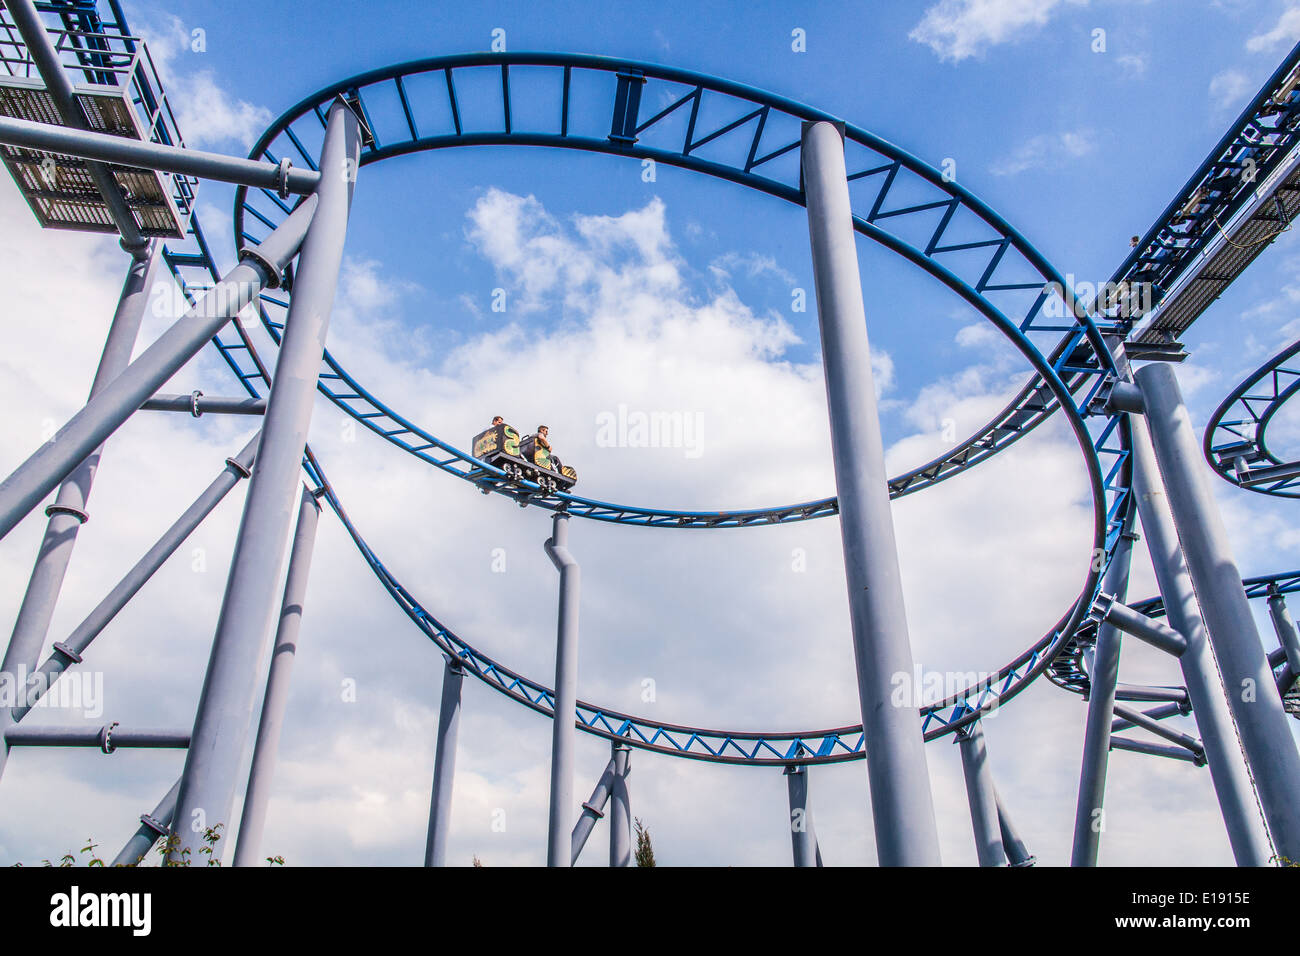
[801,120,940,866]
[609,742,631,868]
[11,434,260,722]
[0,246,156,783]
[0,196,315,541]
[994,787,1035,866]
[958,719,1007,867]
[169,102,359,863]
[233,486,322,867]
[1071,514,1134,866]
[112,778,181,866]
[571,758,615,865]
[1266,589,1300,680]
[544,512,580,867]
[784,763,817,867]
[1132,363,1292,863]
[423,655,465,868]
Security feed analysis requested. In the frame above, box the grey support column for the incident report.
[1267,589,1300,680]
[609,742,631,868]
[0,196,316,540]
[544,512,580,867]
[169,102,360,863]
[1134,361,1300,862]
[958,719,1007,867]
[1071,515,1134,866]
[112,778,181,867]
[785,764,817,867]
[995,787,1035,866]
[571,758,616,865]
[424,655,465,867]
[1128,410,1273,866]
[233,486,322,867]
[801,120,940,866]
[10,434,260,723]
[0,247,155,782]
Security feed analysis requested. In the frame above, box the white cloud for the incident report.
[991,128,1097,176]
[138,15,273,149]
[910,0,1088,62]
[1246,5,1300,53]
[1209,69,1253,113]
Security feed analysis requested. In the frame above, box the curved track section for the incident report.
[1047,569,1300,694]
[153,56,1146,763]
[233,52,1127,529]
[1204,338,1300,498]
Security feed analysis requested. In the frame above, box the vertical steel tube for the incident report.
[544,512,580,867]
[609,742,631,867]
[1134,361,1300,862]
[0,247,155,782]
[112,778,181,866]
[1070,519,1133,866]
[1128,410,1273,865]
[801,120,940,866]
[571,758,616,865]
[424,655,465,867]
[232,486,321,867]
[1267,589,1300,679]
[958,719,1007,867]
[169,103,359,863]
[785,764,817,867]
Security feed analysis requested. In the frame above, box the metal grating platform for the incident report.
[0,77,188,236]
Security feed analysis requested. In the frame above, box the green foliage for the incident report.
[12,824,287,867]
[634,817,656,868]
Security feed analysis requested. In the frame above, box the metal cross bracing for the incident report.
[1204,337,1300,498]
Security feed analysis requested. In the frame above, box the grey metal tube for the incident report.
[10,434,259,722]
[0,247,155,779]
[994,787,1034,866]
[544,512,580,867]
[1130,367,1285,864]
[423,655,465,867]
[1102,599,1188,657]
[141,393,267,416]
[1111,702,1185,732]
[169,102,359,864]
[233,486,321,867]
[112,778,181,866]
[571,758,615,865]
[0,114,321,196]
[6,0,146,249]
[609,742,631,867]
[801,120,940,866]
[1110,737,1203,764]
[785,764,817,867]
[5,726,188,748]
[0,195,315,541]
[1070,519,1133,867]
[1267,589,1300,678]
[958,720,1007,867]
[1115,684,1187,704]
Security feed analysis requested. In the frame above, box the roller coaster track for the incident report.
[1204,337,1300,498]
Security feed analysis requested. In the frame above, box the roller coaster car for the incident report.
[471,423,578,493]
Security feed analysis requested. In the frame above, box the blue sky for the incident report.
[0,0,1298,867]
